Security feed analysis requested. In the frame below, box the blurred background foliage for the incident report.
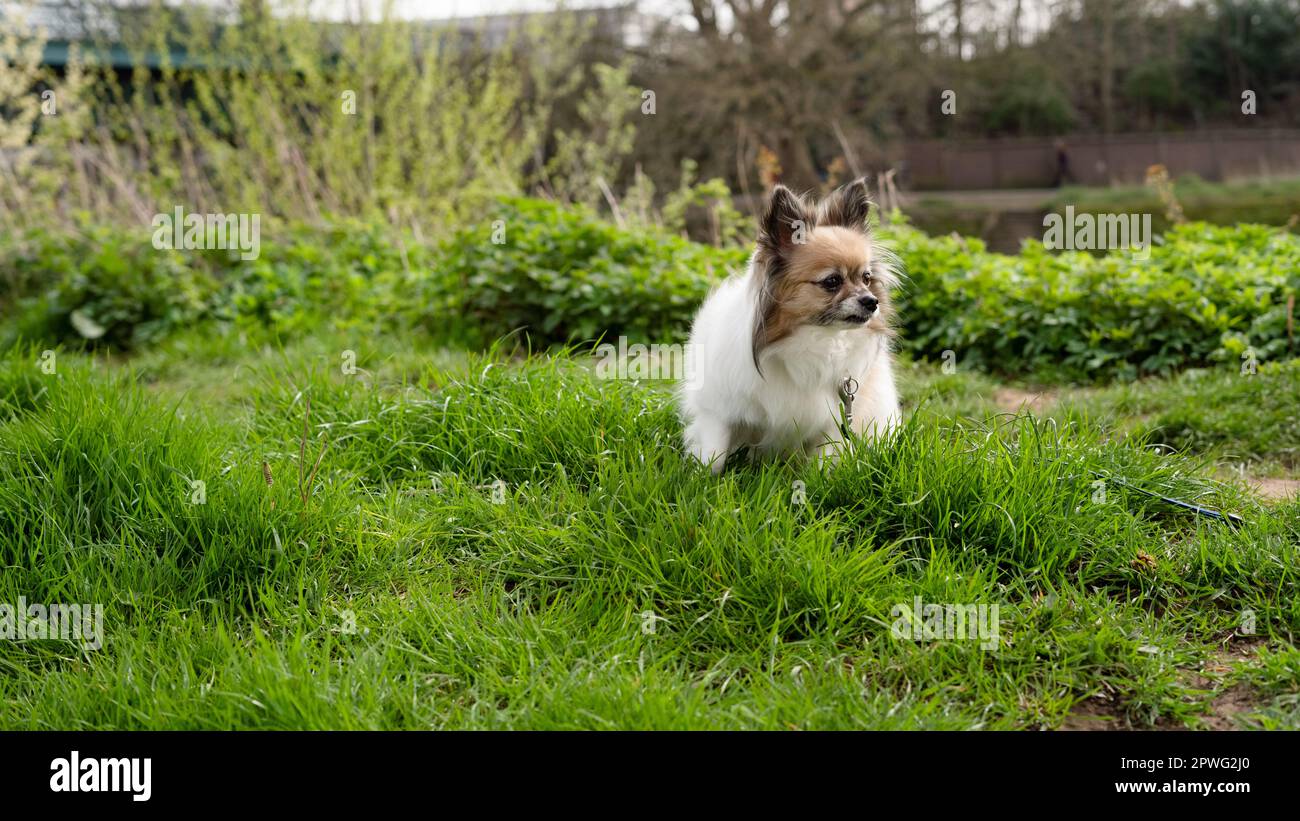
[2,0,1299,236]
[1,0,1298,376]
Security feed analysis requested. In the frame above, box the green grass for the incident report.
[9,203,1299,385]
[900,358,1300,478]
[2,335,1297,729]
[1060,362,1300,477]
[904,176,1300,249]
[1049,176,1300,234]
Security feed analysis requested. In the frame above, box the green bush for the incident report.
[426,197,746,347]
[3,199,1298,382]
[432,200,1299,381]
[0,219,439,350]
[1,225,218,350]
[214,219,430,338]
[894,221,1300,380]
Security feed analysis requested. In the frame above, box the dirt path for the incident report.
[992,387,1057,415]
[1241,477,1300,501]
[899,188,1059,209]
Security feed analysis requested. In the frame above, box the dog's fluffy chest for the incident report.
[749,329,878,447]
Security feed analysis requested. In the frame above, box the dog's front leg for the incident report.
[685,415,732,476]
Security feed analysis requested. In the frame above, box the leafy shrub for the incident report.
[2,225,219,350]
[1,5,594,235]
[0,218,439,350]
[215,219,430,338]
[430,200,1300,380]
[894,221,1300,380]
[3,199,1298,382]
[425,197,746,347]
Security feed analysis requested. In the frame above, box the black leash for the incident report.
[842,395,1247,528]
[1091,470,1246,528]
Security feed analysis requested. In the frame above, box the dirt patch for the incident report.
[1212,469,1300,502]
[1059,699,1185,731]
[992,387,1056,415]
[1243,477,1300,501]
[1059,697,1124,731]
[1196,686,1258,730]
[1061,641,1267,731]
[1185,641,1266,730]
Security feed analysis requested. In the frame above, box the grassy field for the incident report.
[904,176,1300,250]
[1048,176,1300,234]
[1,329,1297,730]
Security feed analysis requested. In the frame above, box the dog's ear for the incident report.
[758,185,814,259]
[819,178,872,233]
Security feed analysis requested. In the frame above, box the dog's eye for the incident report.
[818,274,843,291]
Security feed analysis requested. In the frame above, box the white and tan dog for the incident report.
[680,180,901,474]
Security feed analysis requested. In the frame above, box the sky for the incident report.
[305,0,652,21]
[3,1,1112,33]
[295,1,1058,33]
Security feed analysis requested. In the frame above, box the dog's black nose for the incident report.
[857,294,879,312]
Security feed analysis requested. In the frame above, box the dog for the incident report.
[680,179,901,474]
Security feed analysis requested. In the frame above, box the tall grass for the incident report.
[2,339,1295,728]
